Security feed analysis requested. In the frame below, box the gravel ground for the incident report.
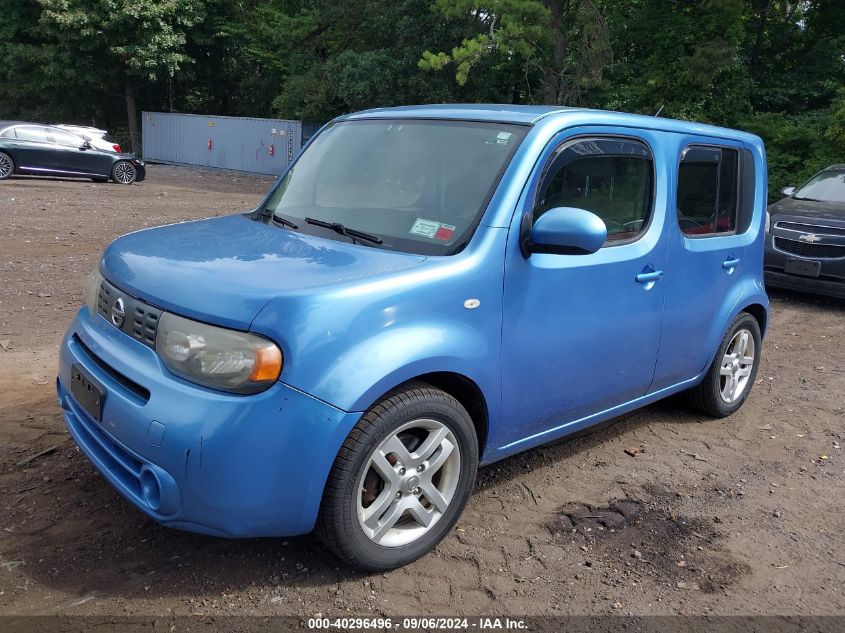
[0,166,843,617]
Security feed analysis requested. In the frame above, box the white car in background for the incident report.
[55,125,123,153]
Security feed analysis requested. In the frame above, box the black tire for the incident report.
[111,160,137,184]
[687,312,762,417]
[0,151,14,180]
[317,381,478,570]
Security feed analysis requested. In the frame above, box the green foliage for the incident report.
[419,0,551,86]
[38,0,204,80]
[0,0,841,186]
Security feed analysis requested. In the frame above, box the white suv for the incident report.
[55,125,122,153]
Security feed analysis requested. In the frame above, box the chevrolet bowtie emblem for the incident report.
[798,233,822,243]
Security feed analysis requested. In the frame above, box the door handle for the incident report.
[635,270,664,283]
[722,257,741,270]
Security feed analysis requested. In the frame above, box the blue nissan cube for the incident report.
[58,105,769,570]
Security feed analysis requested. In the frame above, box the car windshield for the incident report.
[793,169,845,204]
[264,119,528,255]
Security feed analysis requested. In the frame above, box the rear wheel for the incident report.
[111,160,137,184]
[0,152,14,179]
[317,382,478,570]
[687,312,761,417]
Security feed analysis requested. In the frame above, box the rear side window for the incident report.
[14,126,49,143]
[535,137,654,244]
[677,145,754,236]
[15,125,47,143]
[48,128,85,147]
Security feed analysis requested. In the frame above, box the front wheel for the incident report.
[111,160,137,184]
[0,151,14,180]
[317,382,478,570]
[687,312,762,417]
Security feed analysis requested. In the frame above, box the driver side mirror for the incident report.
[781,186,796,197]
[525,207,607,256]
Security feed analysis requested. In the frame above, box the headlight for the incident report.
[765,210,771,233]
[155,312,282,394]
[85,266,104,316]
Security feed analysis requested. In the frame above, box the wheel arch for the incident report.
[363,371,491,463]
[741,302,768,336]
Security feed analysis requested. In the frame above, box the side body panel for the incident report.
[497,125,672,448]
[3,127,52,171]
[251,225,509,429]
[650,133,768,392]
[48,134,114,176]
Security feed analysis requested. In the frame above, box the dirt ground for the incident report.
[0,166,843,618]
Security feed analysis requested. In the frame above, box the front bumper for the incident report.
[58,307,361,537]
[764,269,845,298]
[763,233,845,299]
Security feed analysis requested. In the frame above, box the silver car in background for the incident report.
[55,124,122,153]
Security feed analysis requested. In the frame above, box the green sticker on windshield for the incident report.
[409,218,441,239]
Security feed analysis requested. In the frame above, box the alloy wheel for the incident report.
[719,329,755,403]
[113,161,136,184]
[0,153,12,179]
[356,418,461,548]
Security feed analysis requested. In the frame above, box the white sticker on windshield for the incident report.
[496,131,513,144]
[409,218,441,239]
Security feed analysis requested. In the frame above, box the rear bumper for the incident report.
[58,307,361,537]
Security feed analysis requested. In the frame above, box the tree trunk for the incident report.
[543,0,568,105]
[749,0,771,82]
[124,75,140,155]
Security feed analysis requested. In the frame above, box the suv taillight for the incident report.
[112,144,122,152]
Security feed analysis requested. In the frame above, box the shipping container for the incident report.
[141,112,302,175]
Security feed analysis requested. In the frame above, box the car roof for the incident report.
[338,104,760,143]
[58,124,108,133]
[0,121,29,132]
[341,104,570,124]
[0,121,80,132]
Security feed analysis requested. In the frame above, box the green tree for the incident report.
[419,0,611,105]
[37,0,205,153]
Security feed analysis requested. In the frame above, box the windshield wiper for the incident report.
[271,214,299,230]
[305,217,383,245]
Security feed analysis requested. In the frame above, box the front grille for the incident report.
[72,335,150,403]
[775,221,845,237]
[774,237,845,259]
[96,279,162,348]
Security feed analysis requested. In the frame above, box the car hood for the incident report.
[100,214,426,329]
[768,196,845,223]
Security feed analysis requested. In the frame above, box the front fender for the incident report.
[305,321,493,413]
